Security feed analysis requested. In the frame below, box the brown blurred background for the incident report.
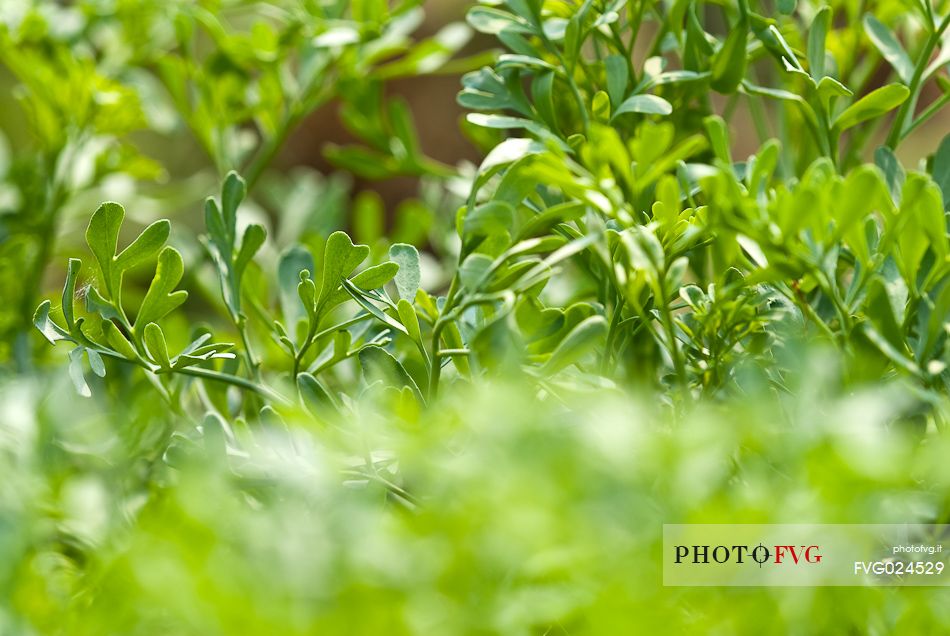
[280,0,485,208]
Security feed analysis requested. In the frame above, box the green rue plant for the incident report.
[33,0,950,425]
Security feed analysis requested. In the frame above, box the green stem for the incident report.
[539,32,590,134]
[92,344,290,406]
[236,314,263,382]
[340,469,420,508]
[784,284,839,342]
[16,142,76,370]
[816,272,854,337]
[886,13,950,150]
[171,366,291,406]
[427,276,464,399]
[428,319,449,399]
[243,78,335,189]
[601,295,626,374]
[313,314,375,343]
[901,91,950,139]
[660,285,688,391]
[243,110,302,191]
[608,21,636,84]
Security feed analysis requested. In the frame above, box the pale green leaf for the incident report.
[134,247,188,331]
[612,94,673,118]
[833,84,909,132]
[390,243,421,301]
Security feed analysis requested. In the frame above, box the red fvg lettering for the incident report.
[774,545,823,564]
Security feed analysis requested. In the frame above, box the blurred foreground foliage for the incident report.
[3,363,950,634]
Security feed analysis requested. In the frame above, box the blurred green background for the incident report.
[2,1,950,634]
